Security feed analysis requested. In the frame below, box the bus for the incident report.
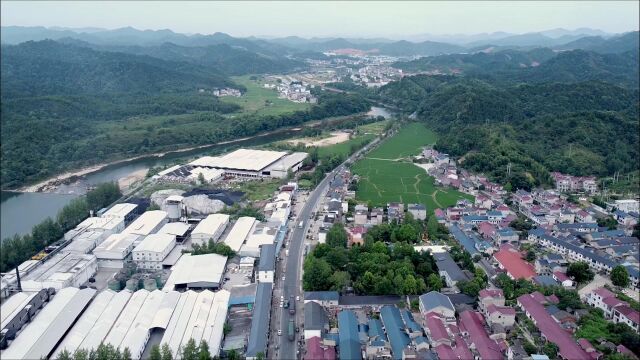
[288,319,295,341]
[289,295,295,315]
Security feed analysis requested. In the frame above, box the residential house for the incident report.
[478,288,505,314]
[419,291,456,323]
[387,203,405,222]
[304,301,330,340]
[486,304,516,328]
[493,244,536,280]
[433,252,471,288]
[408,204,427,221]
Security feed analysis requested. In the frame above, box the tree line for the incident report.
[0,182,122,272]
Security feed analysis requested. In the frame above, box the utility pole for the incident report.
[507,163,512,177]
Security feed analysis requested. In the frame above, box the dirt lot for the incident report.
[287,131,350,147]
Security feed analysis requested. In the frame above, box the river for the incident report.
[1,107,394,240]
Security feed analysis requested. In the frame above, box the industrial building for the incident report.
[162,253,228,291]
[164,195,184,221]
[224,216,257,252]
[246,282,273,360]
[101,203,139,223]
[160,289,231,358]
[191,213,230,246]
[257,244,275,283]
[132,233,176,270]
[157,222,191,243]
[62,230,106,254]
[1,287,96,360]
[123,210,169,237]
[1,289,54,348]
[239,221,279,257]
[64,216,124,241]
[93,233,140,269]
[20,252,97,291]
[189,148,307,179]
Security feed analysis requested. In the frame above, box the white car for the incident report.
[278,329,282,336]
[296,295,300,301]
[282,276,286,281]
[280,302,283,308]
[281,295,284,301]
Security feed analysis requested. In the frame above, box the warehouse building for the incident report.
[246,282,273,360]
[62,230,106,255]
[1,289,54,348]
[239,221,279,257]
[101,203,139,224]
[132,233,176,270]
[64,216,124,241]
[189,148,307,179]
[162,253,228,291]
[224,216,257,252]
[93,233,140,269]
[157,222,191,243]
[160,289,231,358]
[123,210,169,237]
[20,253,97,291]
[1,287,96,360]
[191,213,230,246]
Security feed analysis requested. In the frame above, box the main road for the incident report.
[275,136,383,359]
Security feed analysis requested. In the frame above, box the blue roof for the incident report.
[371,339,386,347]
[487,210,502,216]
[368,318,385,339]
[400,310,422,333]
[556,223,599,230]
[228,295,256,306]
[539,234,616,268]
[380,306,410,360]
[498,228,516,236]
[338,310,361,360]
[246,282,272,357]
[534,275,558,287]
[528,228,546,237]
[462,215,489,222]
[448,225,479,255]
[305,291,339,302]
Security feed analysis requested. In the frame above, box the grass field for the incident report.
[233,178,282,202]
[220,75,311,116]
[317,133,376,158]
[358,120,389,134]
[352,123,473,210]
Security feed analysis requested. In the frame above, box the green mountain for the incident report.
[1,40,236,98]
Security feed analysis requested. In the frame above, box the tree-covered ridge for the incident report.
[1,40,238,98]
[377,73,639,189]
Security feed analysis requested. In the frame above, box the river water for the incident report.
[1,107,393,240]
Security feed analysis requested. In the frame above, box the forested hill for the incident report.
[57,40,305,76]
[1,40,237,98]
[378,73,639,190]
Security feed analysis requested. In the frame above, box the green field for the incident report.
[317,133,376,158]
[358,120,389,134]
[352,123,473,210]
[220,75,311,116]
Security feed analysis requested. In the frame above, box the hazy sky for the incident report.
[2,1,638,38]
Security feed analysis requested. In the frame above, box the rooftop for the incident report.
[192,213,230,236]
[132,233,175,253]
[190,148,288,172]
[223,217,257,252]
[162,253,227,290]
[122,210,168,236]
[494,244,536,280]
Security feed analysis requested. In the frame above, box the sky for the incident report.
[2,1,638,38]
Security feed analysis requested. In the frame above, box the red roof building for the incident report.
[305,336,336,360]
[459,311,503,360]
[493,244,537,280]
[517,293,589,360]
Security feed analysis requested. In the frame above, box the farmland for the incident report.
[317,133,376,158]
[352,122,473,210]
[219,75,310,116]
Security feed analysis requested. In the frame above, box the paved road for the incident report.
[274,137,382,359]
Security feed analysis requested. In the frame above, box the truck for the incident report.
[288,319,295,341]
[289,295,295,315]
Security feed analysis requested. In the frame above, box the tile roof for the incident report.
[517,293,588,360]
[380,306,410,360]
[459,311,503,360]
[425,314,449,342]
[479,288,504,300]
[493,244,536,280]
[615,305,640,324]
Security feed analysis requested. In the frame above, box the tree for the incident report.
[303,257,333,291]
[223,322,232,336]
[197,172,206,184]
[525,250,536,262]
[326,223,348,248]
[227,349,240,360]
[150,345,162,360]
[58,349,72,360]
[611,265,630,288]
[329,271,350,292]
[567,261,594,284]
[427,273,444,291]
[122,347,132,360]
[394,224,419,243]
[542,342,559,359]
[198,340,211,360]
[181,339,198,360]
[161,344,173,360]
[597,216,619,230]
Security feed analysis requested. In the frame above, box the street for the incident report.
[268,137,381,359]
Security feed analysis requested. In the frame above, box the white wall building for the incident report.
[20,253,98,291]
[93,233,140,268]
[223,216,257,252]
[122,210,169,237]
[132,233,176,270]
[191,214,230,246]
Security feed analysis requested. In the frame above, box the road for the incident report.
[271,136,382,359]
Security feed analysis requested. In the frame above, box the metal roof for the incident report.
[104,289,150,348]
[419,291,454,313]
[120,290,167,358]
[380,306,410,360]
[190,149,287,172]
[338,310,361,360]
[102,203,138,219]
[158,222,191,237]
[133,233,176,253]
[162,253,227,290]
[93,233,139,259]
[191,213,230,237]
[0,292,32,327]
[434,252,469,282]
[123,210,168,236]
[224,217,257,252]
[305,291,340,302]
[257,244,276,272]
[78,290,132,351]
[246,282,273,358]
[305,301,329,331]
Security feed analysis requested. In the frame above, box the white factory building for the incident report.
[93,233,140,269]
[239,221,279,257]
[64,216,124,242]
[190,213,230,246]
[19,252,97,291]
[223,216,258,252]
[1,287,96,360]
[132,233,176,270]
[189,148,307,179]
[157,222,191,242]
[123,210,169,237]
[101,203,139,223]
[162,253,228,291]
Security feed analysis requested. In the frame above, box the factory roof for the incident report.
[162,253,227,290]
[190,149,288,172]
[101,203,138,219]
[223,216,257,252]
[133,233,176,253]
[246,282,273,358]
[241,222,278,255]
[192,213,230,236]
[20,252,96,285]
[158,164,182,176]
[188,167,225,182]
[119,290,167,358]
[380,306,411,360]
[74,216,123,233]
[263,152,308,172]
[63,230,104,254]
[305,301,329,331]
[122,210,168,236]
[305,291,340,302]
[338,310,361,360]
[158,222,191,237]
[104,289,150,348]
[93,233,140,259]
[3,287,96,360]
[258,244,276,272]
[77,290,132,351]
[1,292,36,328]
